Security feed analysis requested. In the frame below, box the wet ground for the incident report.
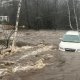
[0,30,80,80]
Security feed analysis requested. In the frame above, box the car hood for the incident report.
[59,41,80,49]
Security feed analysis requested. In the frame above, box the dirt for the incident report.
[0,30,80,80]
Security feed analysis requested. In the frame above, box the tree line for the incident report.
[0,0,80,30]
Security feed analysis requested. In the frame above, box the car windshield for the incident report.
[63,35,80,43]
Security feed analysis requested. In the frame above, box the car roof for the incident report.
[66,31,79,35]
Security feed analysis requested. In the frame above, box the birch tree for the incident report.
[67,0,73,29]
[12,0,22,50]
[73,0,79,30]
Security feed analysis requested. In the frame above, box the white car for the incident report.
[59,31,80,52]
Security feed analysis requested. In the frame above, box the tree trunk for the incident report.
[73,0,79,31]
[54,0,58,30]
[24,0,30,28]
[12,0,22,51]
[67,0,73,30]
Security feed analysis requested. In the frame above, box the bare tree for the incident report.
[67,0,73,29]
[54,0,58,29]
[73,0,79,30]
[24,0,30,28]
[12,0,22,51]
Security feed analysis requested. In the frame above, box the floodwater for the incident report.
[0,30,80,80]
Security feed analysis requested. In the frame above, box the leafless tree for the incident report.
[73,0,79,30]
[12,0,22,51]
[66,0,73,29]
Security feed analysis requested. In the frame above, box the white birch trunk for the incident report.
[67,0,73,30]
[12,0,22,50]
[73,0,79,31]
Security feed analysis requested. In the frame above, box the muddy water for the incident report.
[14,52,80,80]
[0,30,80,80]
[2,51,80,80]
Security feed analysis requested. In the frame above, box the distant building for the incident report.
[0,16,9,22]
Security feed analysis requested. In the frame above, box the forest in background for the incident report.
[0,0,80,30]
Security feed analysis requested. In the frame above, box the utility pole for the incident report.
[12,0,22,51]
